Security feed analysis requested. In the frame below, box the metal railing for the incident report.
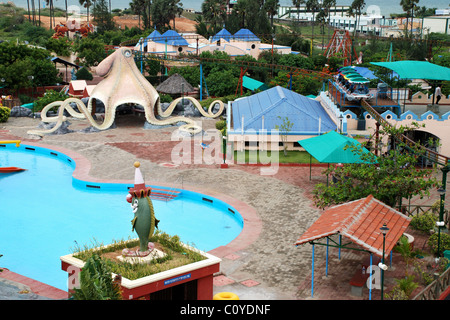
[412,267,450,300]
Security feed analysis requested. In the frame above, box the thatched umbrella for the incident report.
[156,73,194,95]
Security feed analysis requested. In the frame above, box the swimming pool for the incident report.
[0,143,243,291]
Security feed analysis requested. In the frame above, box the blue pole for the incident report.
[311,244,315,298]
[369,254,373,300]
[326,238,329,277]
[200,64,203,101]
[140,39,143,74]
[390,251,392,267]
[338,235,341,260]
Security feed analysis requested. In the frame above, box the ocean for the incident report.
[7,0,450,18]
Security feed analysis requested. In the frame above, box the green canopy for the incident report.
[339,67,356,72]
[299,130,372,164]
[370,60,450,81]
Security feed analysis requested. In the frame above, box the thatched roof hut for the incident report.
[156,73,194,95]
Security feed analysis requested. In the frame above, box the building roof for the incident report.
[230,86,336,134]
[211,28,232,43]
[371,60,450,81]
[299,130,373,164]
[155,30,189,46]
[156,73,194,94]
[242,76,268,92]
[294,195,412,257]
[233,29,260,42]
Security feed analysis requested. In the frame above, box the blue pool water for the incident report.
[0,143,243,291]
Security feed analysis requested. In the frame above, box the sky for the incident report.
[9,0,450,18]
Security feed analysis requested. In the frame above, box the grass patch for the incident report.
[71,231,206,281]
[234,150,320,164]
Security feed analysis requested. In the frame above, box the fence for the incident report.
[412,266,450,300]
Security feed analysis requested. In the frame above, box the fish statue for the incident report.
[123,161,159,257]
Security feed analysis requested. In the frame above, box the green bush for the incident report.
[428,233,450,256]
[70,254,122,300]
[215,120,226,131]
[0,106,10,122]
[410,212,438,233]
[75,67,93,81]
[159,94,173,103]
[33,90,69,112]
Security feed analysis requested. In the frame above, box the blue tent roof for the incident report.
[230,86,336,134]
[211,28,232,43]
[233,28,260,41]
[139,30,162,48]
[155,30,189,46]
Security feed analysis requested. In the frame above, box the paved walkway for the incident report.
[0,115,448,300]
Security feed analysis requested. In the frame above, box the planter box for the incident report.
[60,242,221,300]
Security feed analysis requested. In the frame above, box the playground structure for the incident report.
[28,47,225,136]
[324,30,360,67]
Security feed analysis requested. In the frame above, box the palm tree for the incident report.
[400,0,419,37]
[292,0,305,26]
[130,0,146,30]
[201,0,227,34]
[306,0,319,54]
[349,0,365,38]
[79,0,93,23]
[264,0,279,31]
[168,0,183,30]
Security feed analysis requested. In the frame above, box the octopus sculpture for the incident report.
[28,47,224,136]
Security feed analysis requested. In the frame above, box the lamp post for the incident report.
[339,114,343,133]
[437,187,446,257]
[379,223,389,300]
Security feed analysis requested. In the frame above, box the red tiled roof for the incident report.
[295,195,411,257]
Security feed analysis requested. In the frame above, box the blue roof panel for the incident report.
[233,29,260,42]
[155,30,189,46]
[231,86,336,134]
[211,28,232,43]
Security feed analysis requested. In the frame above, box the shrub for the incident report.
[427,233,450,256]
[33,90,69,112]
[410,211,438,233]
[0,106,10,122]
[75,67,93,81]
[159,94,173,104]
[70,254,122,300]
[215,120,226,131]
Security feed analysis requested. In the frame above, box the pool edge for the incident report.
[12,141,262,257]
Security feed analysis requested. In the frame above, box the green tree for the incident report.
[74,37,107,67]
[79,0,93,23]
[312,124,438,209]
[129,0,146,30]
[201,0,227,34]
[275,116,293,156]
[400,0,420,38]
[93,0,116,33]
[206,69,239,96]
[348,0,366,38]
[292,0,305,26]
[264,0,279,31]
[306,0,320,54]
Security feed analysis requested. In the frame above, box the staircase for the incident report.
[150,187,181,201]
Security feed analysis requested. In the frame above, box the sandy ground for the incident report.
[32,14,198,33]
[1,114,446,301]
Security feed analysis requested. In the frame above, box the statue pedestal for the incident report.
[61,241,221,300]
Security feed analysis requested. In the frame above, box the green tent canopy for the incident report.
[242,76,268,92]
[370,60,450,81]
[299,130,373,164]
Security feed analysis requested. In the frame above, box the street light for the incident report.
[437,187,446,257]
[379,223,389,300]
